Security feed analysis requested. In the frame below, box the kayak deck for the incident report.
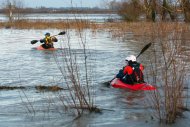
[36,45,56,51]
[111,78,156,91]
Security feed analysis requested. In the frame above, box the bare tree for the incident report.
[108,0,120,10]
[109,0,185,22]
[161,0,177,21]
[118,0,143,21]
[181,0,190,22]
[1,0,25,23]
[14,0,25,20]
[144,0,152,21]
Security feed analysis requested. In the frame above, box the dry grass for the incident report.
[100,21,190,124]
[104,22,190,41]
[0,85,65,92]
[35,85,64,92]
[0,86,25,90]
[1,20,190,37]
[0,20,99,30]
[141,23,190,124]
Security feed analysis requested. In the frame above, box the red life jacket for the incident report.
[123,62,144,84]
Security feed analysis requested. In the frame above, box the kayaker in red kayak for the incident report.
[116,55,144,85]
[40,32,58,49]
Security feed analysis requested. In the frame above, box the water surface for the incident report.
[0,13,120,22]
[0,29,190,127]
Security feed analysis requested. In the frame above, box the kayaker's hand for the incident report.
[51,37,58,42]
[40,39,44,43]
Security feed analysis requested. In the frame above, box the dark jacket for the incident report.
[116,61,144,85]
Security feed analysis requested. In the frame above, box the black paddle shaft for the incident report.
[136,42,152,58]
[31,31,66,45]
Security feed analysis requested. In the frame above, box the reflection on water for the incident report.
[0,29,190,127]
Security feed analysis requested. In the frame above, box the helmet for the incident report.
[45,32,50,36]
[125,55,136,62]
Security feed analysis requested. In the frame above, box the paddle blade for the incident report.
[136,43,152,58]
[102,78,115,87]
[102,81,111,87]
[58,31,66,35]
[31,40,38,44]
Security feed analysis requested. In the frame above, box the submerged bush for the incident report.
[54,30,99,116]
[145,23,189,123]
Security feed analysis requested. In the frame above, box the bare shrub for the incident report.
[53,30,99,117]
[118,0,143,21]
[106,21,189,124]
[1,0,25,27]
[145,22,189,123]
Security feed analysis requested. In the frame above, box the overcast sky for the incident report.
[20,0,114,8]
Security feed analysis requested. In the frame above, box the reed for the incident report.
[144,22,189,124]
[19,89,36,115]
[1,20,190,34]
[104,22,189,41]
[106,21,189,124]
[53,30,99,117]
[35,85,64,92]
[0,19,98,30]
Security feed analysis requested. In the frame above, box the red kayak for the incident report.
[111,78,156,91]
[36,45,56,51]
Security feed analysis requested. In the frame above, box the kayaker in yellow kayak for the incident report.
[40,32,58,49]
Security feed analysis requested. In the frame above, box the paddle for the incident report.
[31,31,66,44]
[136,42,152,58]
[104,42,152,87]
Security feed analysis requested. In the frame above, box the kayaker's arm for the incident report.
[116,69,125,79]
[30,31,65,45]
[40,39,45,43]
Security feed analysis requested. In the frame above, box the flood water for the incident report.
[0,13,120,22]
[0,28,190,127]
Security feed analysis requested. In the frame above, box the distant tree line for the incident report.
[108,0,190,22]
[0,0,116,23]
[0,7,116,14]
[1,0,190,23]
